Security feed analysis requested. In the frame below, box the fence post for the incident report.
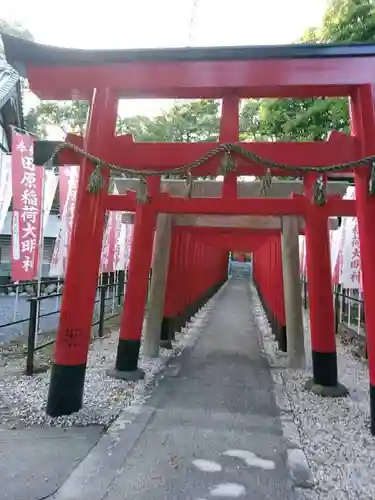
[26,298,38,376]
[334,286,340,334]
[117,270,125,305]
[98,285,106,338]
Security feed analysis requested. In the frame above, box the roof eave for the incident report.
[4,33,375,70]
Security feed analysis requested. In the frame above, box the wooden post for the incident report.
[281,216,305,368]
[143,214,172,358]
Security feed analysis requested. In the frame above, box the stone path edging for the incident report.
[249,282,317,499]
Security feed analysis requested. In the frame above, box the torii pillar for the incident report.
[350,84,375,434]
[46,88,118,416]
[304,176,348,397]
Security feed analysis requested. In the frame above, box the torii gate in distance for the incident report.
[4,34,375,433]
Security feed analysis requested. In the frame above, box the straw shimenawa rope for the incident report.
[43,141,375,205]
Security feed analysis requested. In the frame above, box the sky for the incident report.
[1,0,328,130]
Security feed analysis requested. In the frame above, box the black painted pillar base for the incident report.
[46,363,86,417]
[174,312,186,333]
[278,325,287,353]
[108,339,144,381]
[370,385,375,435]
[159,281,224,351]
[304,350,349,398]
[160,317,175,349]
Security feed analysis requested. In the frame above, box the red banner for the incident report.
[124,223,133,269]
[11,132,43,281]
[50,166,79,276]
[106,212,120,272]
[113,212,124,271]
[62,167,78,273]
[101,211,118,272]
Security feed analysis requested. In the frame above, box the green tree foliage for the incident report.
[117,100,220,141]
[26,101,89,138]
[258,0,375,140]
[239,99,263,140]
[117,99,264,142]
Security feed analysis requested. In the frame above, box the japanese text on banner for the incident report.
[50,166,79,277]
[11,132,43,281]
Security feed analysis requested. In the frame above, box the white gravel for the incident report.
[0,297,216,430]
[251,285,375,500]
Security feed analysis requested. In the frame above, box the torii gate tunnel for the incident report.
[4,35,375,433]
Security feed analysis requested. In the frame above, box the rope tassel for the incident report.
[219,149,236,176]
[313,175,327,206]
[184,171,194,198]
[260,168,273,197]
[87,164,104,194]
[136,176,148,203]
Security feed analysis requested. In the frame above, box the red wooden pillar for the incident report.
[187,237,195,316]
[253,249,257,285]
[350,85,375,433]
[184,234,192,318]
[46,88,118,416]
[160,229,177,347]
[112,178,159,378]
[304,174,347,394]
[193,239,199,304]
[197,242,203,300]
[183,232,192,321]
[223,250,229,283]
[174,232,185,329]
[276,236,287,352]
[270,239,276,335]
[176,232,188,328]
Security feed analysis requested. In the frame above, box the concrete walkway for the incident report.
[93,279,296,500]
[0,426,103,500]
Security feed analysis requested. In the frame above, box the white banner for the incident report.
[42,169,58,231]
[114,212,125,271]
[49,223,65,277]
[298,235,306,276]
[341,218,362,289]
[329,186,362,289]
[124,223,133,269]
[49,166,79,277]
[330,226,342,283]
[0,154,12,234]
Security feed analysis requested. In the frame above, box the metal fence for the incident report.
[0,278,63,340]
[301,278,366,337]
[25,278,126,375]
[0,271,130,374]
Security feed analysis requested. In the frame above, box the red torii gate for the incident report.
[4,35,375,433]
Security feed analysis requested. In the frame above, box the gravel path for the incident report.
[0,294,216,430]
[252,284,375,500]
